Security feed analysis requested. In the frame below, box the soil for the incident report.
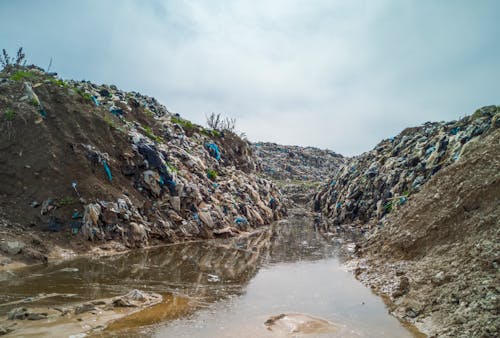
[351,128,500,338]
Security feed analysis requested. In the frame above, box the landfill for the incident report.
[313,105,500,227]
[0,65,286,255]
[252,143,345,205]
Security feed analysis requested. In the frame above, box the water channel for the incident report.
[0,212,421,337]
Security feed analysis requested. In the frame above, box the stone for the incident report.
[8,307,47,320]
[264,313,338,335]
[431,271,448,286]
[74,303,96,315]
[0,241,25,255]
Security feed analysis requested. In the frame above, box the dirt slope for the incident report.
[353,128,500,337]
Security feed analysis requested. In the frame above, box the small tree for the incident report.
[206,113,236,132]
[1,47,26,70]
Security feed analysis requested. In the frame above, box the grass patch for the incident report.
[166,162,178,174]
[144,126,163,142]
[10,70,37,82]
[74,88,93,102]
[200,128,221,138]
[103,114,116,129]
[59,196,76,206]
[171,116,196,132]
[206,169,218,180]
[3,108,16,121]
[48,78,67,88]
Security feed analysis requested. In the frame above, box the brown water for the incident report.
[0,213,422,337]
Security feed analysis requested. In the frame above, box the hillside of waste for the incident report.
[310,107,499,337]
[0,65,286,264]
[252,143,345,205]
[313,105,499,228]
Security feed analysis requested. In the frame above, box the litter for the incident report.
[91,96,100,106]
[205,143,221,161]
[102,160,112,182]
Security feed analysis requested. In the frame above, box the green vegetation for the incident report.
[103,114,116,129]
[206,169,218,180]
[30,98,39,106]
[200,127,221,138]
[59,196,76,206]
[48,77,67,88]
[171,116,196,132]
[74,88,93,102]
[10,70,36,81]
[144,126,163,143]
[166,162,178,174]
[3,108,16,121]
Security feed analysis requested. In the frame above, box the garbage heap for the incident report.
[0,65,286,250]
[313,106,500,226]
[252,143,345,204]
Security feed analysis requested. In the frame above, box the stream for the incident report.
[0,211,421,337]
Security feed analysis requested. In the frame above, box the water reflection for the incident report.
[0,213,416,338]
[0,213,332,316]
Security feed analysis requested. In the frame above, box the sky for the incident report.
[0,0,498,155]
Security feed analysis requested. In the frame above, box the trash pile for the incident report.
[252,143,345,205]
[253,143,345,182]
[313,106,500,226]
[0,65,286,254]
[353,124,500,338]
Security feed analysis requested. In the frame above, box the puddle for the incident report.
[0,213,423,337]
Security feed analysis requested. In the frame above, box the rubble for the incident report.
[314,105,500,226]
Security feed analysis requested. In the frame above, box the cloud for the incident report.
[1,0,498,155]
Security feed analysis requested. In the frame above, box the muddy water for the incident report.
[0,213,420,337]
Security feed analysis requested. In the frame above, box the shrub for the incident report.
[206,112,236,132]
[1,47,26,70]
[3,108,16,121]
[206,169,218,180]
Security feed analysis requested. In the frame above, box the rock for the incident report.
[8,307,28,320]
[431,271,448,286]
[112,289,158,308]
[0,325,14,335]
[0,241,25,255]
[392,276,410,298]
[264,313,338,335]
[74,303,96,315]
[8,307,47,320]
[27,312,48,320]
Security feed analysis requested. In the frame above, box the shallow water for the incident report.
[0,214,420,337]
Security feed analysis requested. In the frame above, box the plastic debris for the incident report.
[205,143,221,161]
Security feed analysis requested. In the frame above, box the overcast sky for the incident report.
[1,0,498,155]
